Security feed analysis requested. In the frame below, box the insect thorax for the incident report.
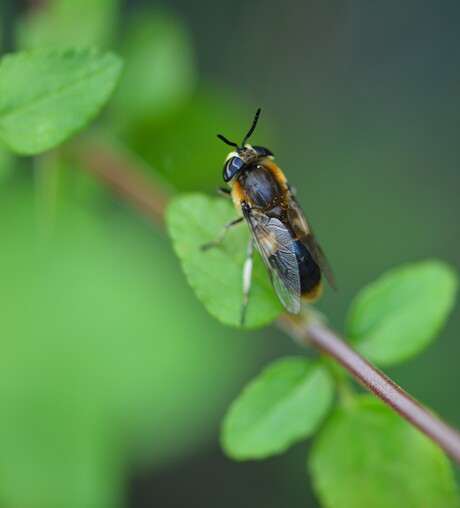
[238,163,287,212]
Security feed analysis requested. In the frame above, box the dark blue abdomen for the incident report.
[293,240,321,294]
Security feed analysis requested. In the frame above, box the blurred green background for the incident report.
[1,1,460,507]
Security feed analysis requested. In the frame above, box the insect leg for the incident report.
[200,217,243,250]
[217,187,231,198]
[240,236,254,325]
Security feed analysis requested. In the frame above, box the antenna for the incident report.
[217,108,262,151]
[241,108,261,146]
[217,134,239,148]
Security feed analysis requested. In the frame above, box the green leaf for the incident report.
[309,396,459,508]
[347,260,457,366]
[166,193,283,328]
[0,48,123,155]
[222,357,335,459]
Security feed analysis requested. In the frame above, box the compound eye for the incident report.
[252,146,274,158]
[223,156,245,182]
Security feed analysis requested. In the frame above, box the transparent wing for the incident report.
[287,194,337,291]
[242,206,301,314]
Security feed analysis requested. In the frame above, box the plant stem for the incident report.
[78,138,460,464]
[77,136,170,225]
[279,311,460,463]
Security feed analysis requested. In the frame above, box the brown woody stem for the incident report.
[279,312,460,463]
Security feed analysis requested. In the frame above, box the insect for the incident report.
[202,108,336,324]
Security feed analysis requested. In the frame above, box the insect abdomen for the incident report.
[293,240,322,300]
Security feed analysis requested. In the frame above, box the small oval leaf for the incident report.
[221,357,335,459]
[347,260,457,366]
[309,396,459,508]
[166,193,283,328]
[0,48,123,155]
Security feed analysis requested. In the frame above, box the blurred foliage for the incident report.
[111,9,196,127]
[0,1,459,508]
[119,89,260,192]
[0,167,261,508]
[16,0,120,50]
[0,2,266,508]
